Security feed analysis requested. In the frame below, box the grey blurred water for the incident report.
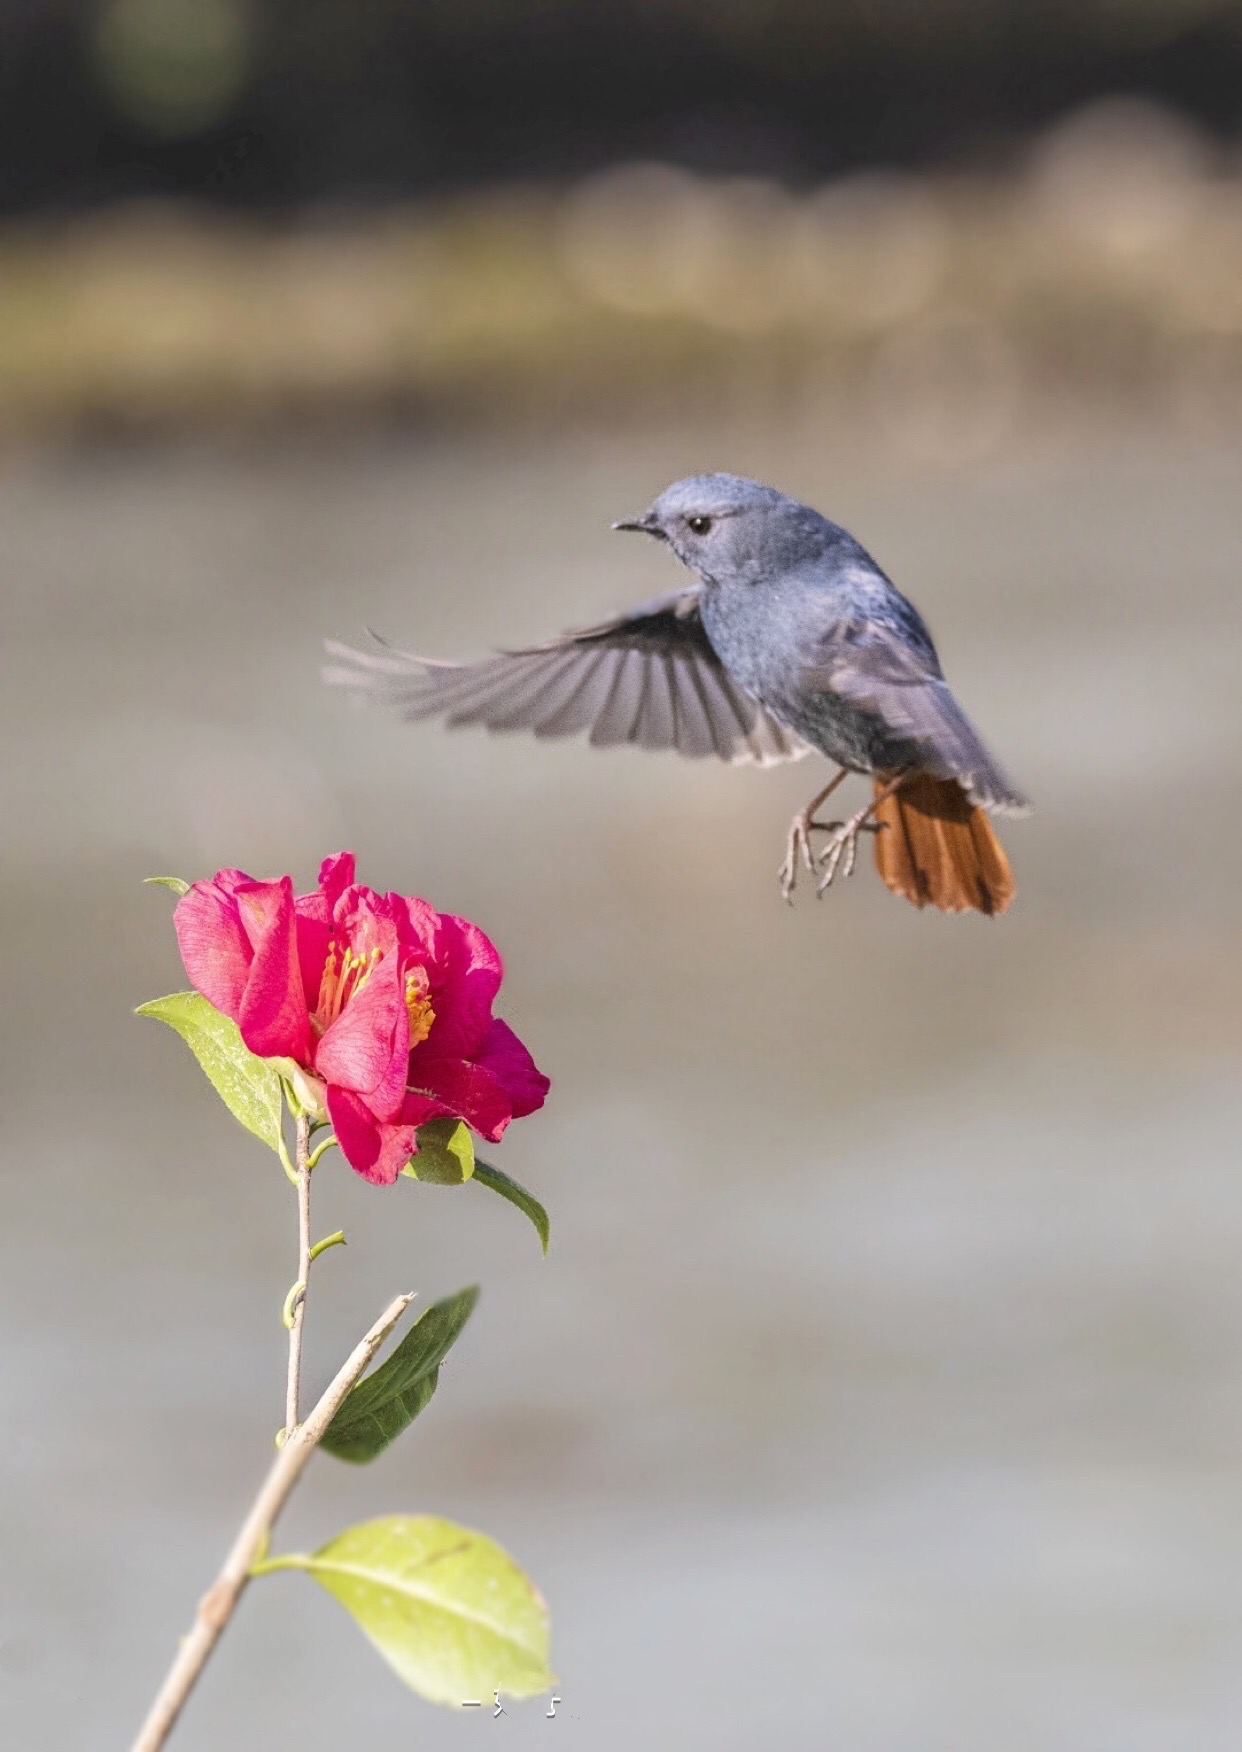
[2,422,1241,1750]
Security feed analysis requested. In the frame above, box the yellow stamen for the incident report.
[313,939,383,1035]
[404,966,436,1048]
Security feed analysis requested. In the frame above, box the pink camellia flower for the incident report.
[173,852,549,1185]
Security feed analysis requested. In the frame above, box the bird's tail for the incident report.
[872,774,1015,916]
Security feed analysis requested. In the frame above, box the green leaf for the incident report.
[473,1160,550,1255]
[143,875,190,895]
[137,990,285,1153]
[255,1516,551,1704]
[403,1116,475,1185]
[321,1286,479,1464]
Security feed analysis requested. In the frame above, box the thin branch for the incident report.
[306,1134,338,1171]
[280,1278,306,1330]
[284,1113,313,1437]
[130,1291,414,1752]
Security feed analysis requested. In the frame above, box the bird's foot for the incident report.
[815,810,884,894]
[779,812,840,903]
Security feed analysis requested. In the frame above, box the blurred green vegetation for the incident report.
[7,0,1242,212]
[2,100,1241,450]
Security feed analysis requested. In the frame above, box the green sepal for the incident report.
[268,1057,329,1123]
[402,1116,475,1184]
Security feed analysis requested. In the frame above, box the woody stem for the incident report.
[129,1291,414,1752]
[285,1113,313,1436]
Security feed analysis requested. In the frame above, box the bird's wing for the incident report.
[324,587,811,767]
[804,616,1029,813]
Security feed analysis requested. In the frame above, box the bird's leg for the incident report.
[779,769,849,903]
[815,773,907,894]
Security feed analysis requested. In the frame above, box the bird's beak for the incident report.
[612,513,667,542]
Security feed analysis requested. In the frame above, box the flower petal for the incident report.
[235,877,311,1061]
[404,1057,516,1143]
[293,855,356,1022]
[293,906,330,1024]
[392,893,442,959]
[333,884,399,960]
[399,1091,455,1132]
[210,867,264,898]
[476,1018,551,1119]
[327,1086,414,1185]
[420,912,504,1059]
[318,852,356,906]
[174,876,253,1021]
[314,947,408,1119]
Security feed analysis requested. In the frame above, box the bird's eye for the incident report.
[687,515,712,535]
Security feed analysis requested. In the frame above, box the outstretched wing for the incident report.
[324,588,810,767]
[805,617,1029,813]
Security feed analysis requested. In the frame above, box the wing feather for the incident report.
[589,649,645,748]
[532,652,613,738]
[665,653,718,758]
[324,589,810,768]
[635,648,678,750]
[805,618,1028,813]
[469,652,580,731]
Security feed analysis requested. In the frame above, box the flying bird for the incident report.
[324,473,1028,914]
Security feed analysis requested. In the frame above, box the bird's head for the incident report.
[613,473,826,584]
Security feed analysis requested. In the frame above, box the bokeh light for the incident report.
[93,0,254,138]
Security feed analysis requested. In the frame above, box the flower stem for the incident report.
[129,1292,414,1752]
[284,1113,313,1437]
[306,1133,338,1171]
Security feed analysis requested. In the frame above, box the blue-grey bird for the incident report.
[324,473,1028,914]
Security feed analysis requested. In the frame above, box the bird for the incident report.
[324,473,1028,915]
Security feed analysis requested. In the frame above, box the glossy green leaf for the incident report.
[403,1116,475,1184]
[473,1160,550,1255]
[136,990,285,1152]
[255,1516,551,1705]
[143,874,191,895]
[321,1286,479,1464]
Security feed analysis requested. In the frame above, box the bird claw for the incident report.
[815,813,883,895]
[779,816,816,903]
[779,812,847,903]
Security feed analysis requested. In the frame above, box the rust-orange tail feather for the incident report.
[872,774,1015,916]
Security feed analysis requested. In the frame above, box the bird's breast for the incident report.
[699,578,900,773]
[698,582,789,704]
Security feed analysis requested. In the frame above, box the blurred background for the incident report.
[3,3,1242,1748]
